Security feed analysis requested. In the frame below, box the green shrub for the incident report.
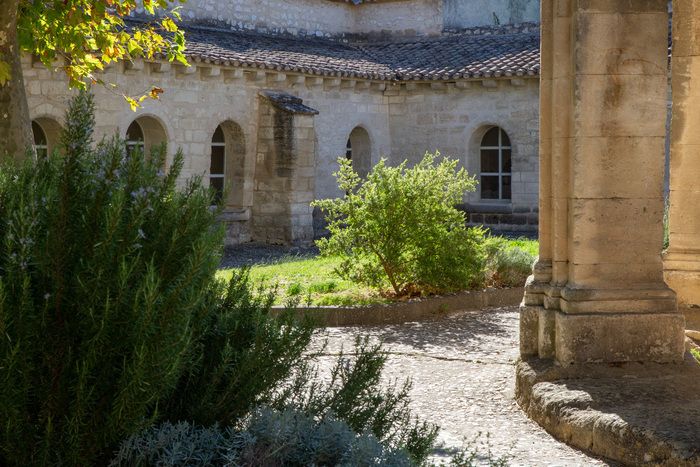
[286,281,304,296]
[111,409,414,467]
[0,92,223,465]
[0,93,443,466]
[483,237,536,288]
[313,152,486,297]
[162,268,315,427]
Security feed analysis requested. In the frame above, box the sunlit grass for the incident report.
[217,255,389,306]
[217,237,539,306]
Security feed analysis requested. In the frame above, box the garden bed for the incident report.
[217,237,538,308]
[271,286,525,327]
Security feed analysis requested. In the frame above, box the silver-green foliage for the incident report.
[483,237,536,288]
[312,152,486,296]
[283,336,439,464]
[111,408,414,466]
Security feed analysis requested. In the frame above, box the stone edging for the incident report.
[271,287,524,327]
[515,358,700,466]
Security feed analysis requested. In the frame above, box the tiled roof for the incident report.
[182,24,540,81]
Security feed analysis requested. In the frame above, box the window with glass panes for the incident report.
[479,127,511,200]
[32,121,48,158]
[125,121,145,155]
[210,126,226,203]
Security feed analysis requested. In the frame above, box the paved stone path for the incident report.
[311,307,612,466]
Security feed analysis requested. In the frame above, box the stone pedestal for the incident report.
[521,0,685,365]
[664,0,700,310]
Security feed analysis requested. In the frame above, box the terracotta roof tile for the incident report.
[182,24,540,81]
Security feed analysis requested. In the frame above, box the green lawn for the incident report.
[217,237,539,306]
[217,255,388,306]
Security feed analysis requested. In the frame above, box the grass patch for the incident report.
[692,348,700,365]
[217,255,390,306]
[218,237,539,306]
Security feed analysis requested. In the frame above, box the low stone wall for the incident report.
[272,287,523,326]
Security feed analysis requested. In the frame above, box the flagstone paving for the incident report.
[311,307,614,466]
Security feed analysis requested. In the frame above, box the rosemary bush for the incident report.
[0,93,442,466]
[0,92,223,465]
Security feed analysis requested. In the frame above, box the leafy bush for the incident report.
[111,408,414,467]
[162,268,315,427]
[0,92,224,465]
[483,237,537,288]
[0,93,441,465]
[313,152,486,297]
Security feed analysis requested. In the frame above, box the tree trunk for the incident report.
[0,0,34,160]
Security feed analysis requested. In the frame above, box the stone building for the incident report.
[24,0,541,245]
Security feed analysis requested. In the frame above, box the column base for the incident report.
[555,311,685,364]
[664,249,700,308]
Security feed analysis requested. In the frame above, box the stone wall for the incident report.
[443,0,539,29]
[386,78,540,232]
[174,0,442,37]
[22,58,540,243]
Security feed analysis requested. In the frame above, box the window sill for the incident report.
[463,202,512,214]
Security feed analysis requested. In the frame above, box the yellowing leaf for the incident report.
[161,17,177,33]
[125,96,139,111]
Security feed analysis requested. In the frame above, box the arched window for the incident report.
[125,116,167,159]
[31,118,62,158]
[480,127,511,200]
[125,120,145,155]
[210,121,246,208]
[346,127,371,178]
[32,121,48,158]
[210,125,226,203]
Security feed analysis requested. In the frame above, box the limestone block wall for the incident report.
[173,0,442,37]
[22,58,391,244]
[443,0,539,29]
[386,78,540,231]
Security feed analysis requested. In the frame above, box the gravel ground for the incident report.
[220,243,319,269]
[309,307,613,466]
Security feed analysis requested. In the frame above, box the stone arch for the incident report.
[346,126,372,178]
[124,115,168,160]
[31,117,62,157]
[469,123,515,202]
[210,120,246,207]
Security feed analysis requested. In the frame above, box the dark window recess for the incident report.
[32,121,48,158]
[479,126,512,201]
[126,121,145,155]
[481,176,500,199]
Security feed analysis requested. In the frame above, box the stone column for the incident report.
[521,0,555,357]
[252,91,317,245]
[521,0,685,365]
[664,0,700,309]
